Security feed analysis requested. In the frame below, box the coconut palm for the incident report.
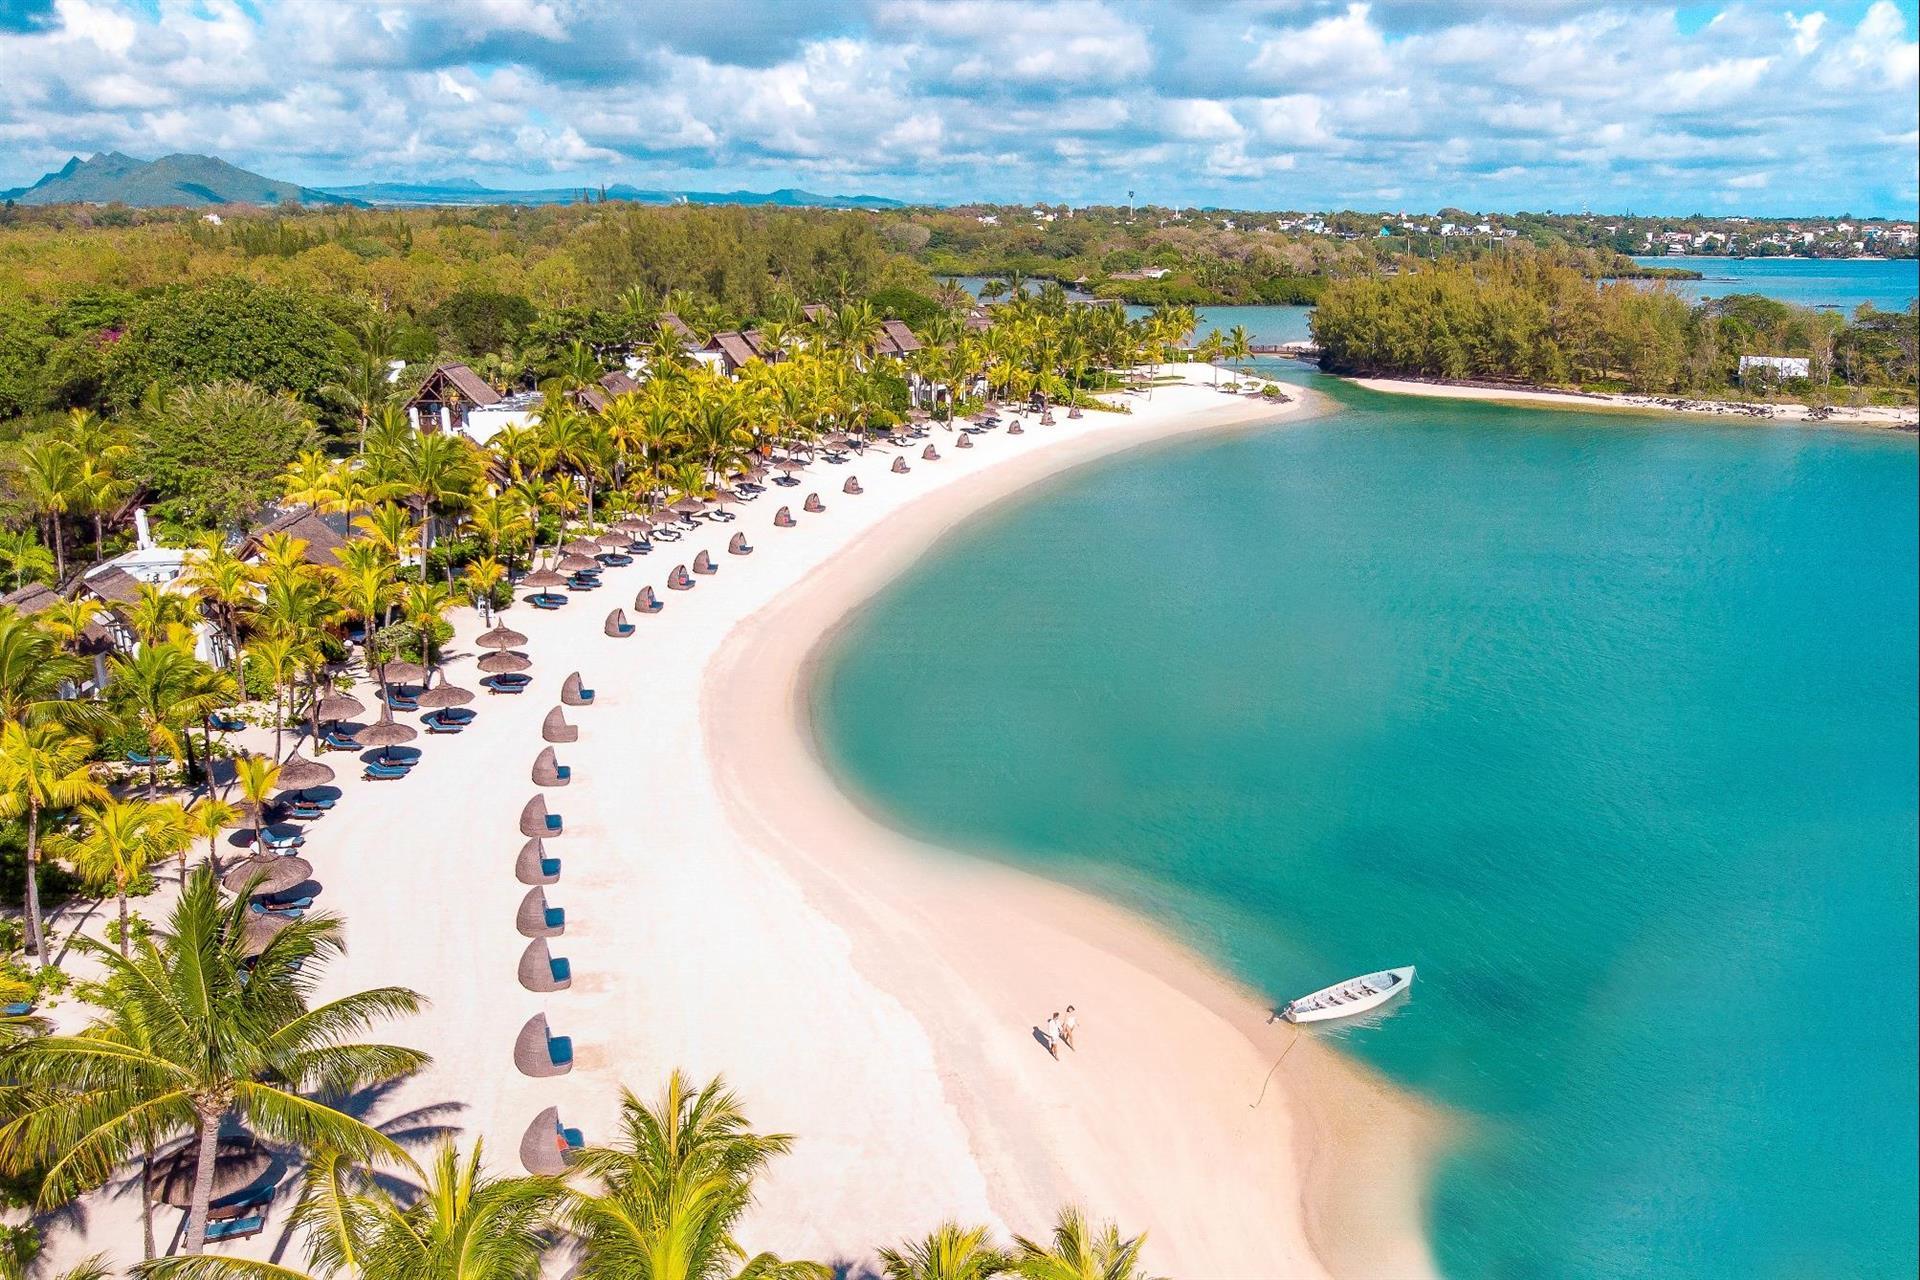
[108,643,224,799]
[1008,1210,1156,1280]
[0,528,55,591]
[565,1071,828,1280]
[878,1223,1011,1280]
[124,582,198,649]
[0,721,107,963]
[49,798,189,956]
[232,755,281,850]
[0,608,109,735]
[182,795,240,878]
[0,867,428,1256]
[182,536,258,671]
[14,438,83,582]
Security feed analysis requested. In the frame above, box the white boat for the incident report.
[1282,966,1415,1023]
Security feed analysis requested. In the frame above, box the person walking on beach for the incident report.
[1061,1005,1078,1051]
[1042,1012,1063,1060]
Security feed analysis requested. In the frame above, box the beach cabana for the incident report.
[891,456,909,474]
[541,706,578,744]
[479,650,532,675]
[692,550,716,576]
[774,506,796,528]
[843,476,863,495]
[634,586,662,614]
[804,493,825,513]
[728,532,752,556]
[605,608,634,637]
[519,795,561,838]
[517,837,560,886]
[561,672,594,706]
[956,433,974,448]
[518,937,573,992]
[513,1012,573,1077]
[478,623,529,650]
[516,886,565,938]
[922,444,940,461]
[668,565,693,591]
[1008,422,1025,435]
[519,1106,583,1175]
[532,746,572,788]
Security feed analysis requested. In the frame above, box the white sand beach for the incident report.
[39,371,1444,1277]
[1351,374,1919,430]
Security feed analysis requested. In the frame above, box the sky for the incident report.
[0,0,1916,217]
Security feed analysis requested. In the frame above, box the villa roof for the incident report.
[741,329,775,358]
[963,307,993,332]
[575,387,609,413]
[241,508,350,567]
[879,319,923,355]
[708,331,760,371]
[802,303,833,323]
[80,566,143,606]
[1,583,62,617]
[410,363,501,409]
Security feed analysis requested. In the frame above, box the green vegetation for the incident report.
[1311,257,1919,404]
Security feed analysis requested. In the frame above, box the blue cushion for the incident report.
[547,1035,573,1065]
[555,765,571,780]
[560,1125,584,1149]
[543,906,566,928]
[544,814,562,832]
[540,857,561,877]
[550,956,572,983]
[204,1215,264,1241]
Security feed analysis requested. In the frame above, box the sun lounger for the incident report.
[565,576,599,592]
[263,895,314,912]
[804,493,825,513]
[294,790,337,809]
[728,532,752,555]
[484,673,532,694]
[202,1213,266,1243]
[891,456,909,474]
[561,673,594,706]
[383,691,420,712]
[207,1184,275,1222]
[692,550,716,575]
[625,538,653,553]
[126,751,172,768]
[249,900,305,918]
[208,712,246,732]
[364,761,410,780]
[843,476,863,495]
[2,1001,36,1017]
[528,592,567,609]
[321,729,359,752]
[423,710,467,733]
[597,552,633,567]
[773,506,796,528]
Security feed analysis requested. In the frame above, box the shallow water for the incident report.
[1629,255,1918,312]
[814,374,1919,1278]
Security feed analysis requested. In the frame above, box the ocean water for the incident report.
[813,374,1920,1279]
[1630,255,1919,312]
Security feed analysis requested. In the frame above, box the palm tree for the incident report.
[15,438,82,582]
[48,798,188,955]
[0,721,107,964]
[108,644,223,799]
[0,608,109,735]
[232,754,281,850]
[566,1071,828,1280]
[0,528,55,591]
[1225,324,1253,371]
[0,868,428,1256]
[459,557,506,626]
[387,433,479,570]
[182,795,240,879]
[878,1223,1011,1280]
[1008,1210,1156,1280]
[183,536,258,671]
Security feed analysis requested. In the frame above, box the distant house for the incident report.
[575,369,641,413]
[240,507,353,569]
[801,304,834,325]
[406,363,502,435]
[873,319,924,358]
[1108,267,1170,281]
[1738,354,1811,385]
[701,331,763,376]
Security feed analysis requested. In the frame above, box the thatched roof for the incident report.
[599,370,640,397]
[802,303,833,323]
[1,583,63,617]
[411,363,501,409]
[707,331,760,371]
[880,319,923,355]
[241,508,348,567]
[79,566,142,606]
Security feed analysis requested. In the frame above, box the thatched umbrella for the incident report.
[479,650,533,675]
[671,497,705,518]
[595,531,628,549]
[315,692,364,723]
[354,716,417,763]
[563,539,601,557]
[615,517,650,534]
[708,487,739,515]
[416,681,474,709]
[150,1138,273,1208]
[239,912,293,959]
[477,623,528,650]
[556,554,597,574]
[223,855,313,897]
[381,661,426,686]
[273,755,334,791]
[523,567,566,590]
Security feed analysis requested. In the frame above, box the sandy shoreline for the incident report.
[1350,374,1919,430]
[36,372,1444,1277]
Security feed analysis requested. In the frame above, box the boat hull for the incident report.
[1283,966,1415,1023]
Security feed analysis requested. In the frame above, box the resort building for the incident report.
[406,363,503,435]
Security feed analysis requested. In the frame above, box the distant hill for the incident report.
[0,152,363,208]
[323,178,905,210]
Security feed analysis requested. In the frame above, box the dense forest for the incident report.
[1310,257,1920,403]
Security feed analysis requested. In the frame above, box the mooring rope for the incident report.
[1251,1022,1304,1109]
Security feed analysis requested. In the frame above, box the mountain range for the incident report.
[1,152,905,211]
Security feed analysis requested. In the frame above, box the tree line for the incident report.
[1309,256,1919,402]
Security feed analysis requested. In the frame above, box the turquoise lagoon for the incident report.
[813,374,1919,1279]
[1629,256,1917,312]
